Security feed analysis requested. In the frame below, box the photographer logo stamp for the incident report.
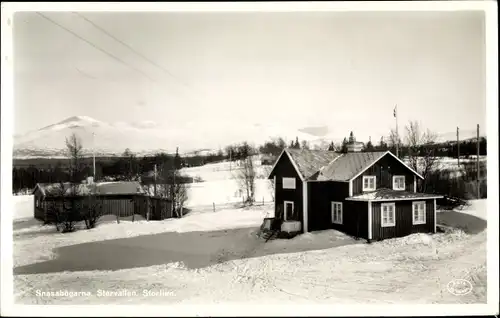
[446,278,473,296]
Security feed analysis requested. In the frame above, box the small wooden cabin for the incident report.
[267,144,443,241]
[32,181,172,223]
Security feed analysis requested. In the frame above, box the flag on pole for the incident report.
[393,105,397,118]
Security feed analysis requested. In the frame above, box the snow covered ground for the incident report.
[12,194,487,305]
[179,159,274,208]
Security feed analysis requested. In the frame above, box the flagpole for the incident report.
[395,104,399,157]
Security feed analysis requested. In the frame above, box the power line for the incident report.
[72,12,197,94]
[35,12,156,82]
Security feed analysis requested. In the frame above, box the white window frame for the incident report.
[412,201,426,225]
[392,175,406,191]
[381,203,396,227]
[282,177,296,189]
[35,198,39,208]
[284,201,294,221]
[362,176,376,192]
[331,202,343,224]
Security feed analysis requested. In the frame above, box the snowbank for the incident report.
[13,226,487,305]
[12,195,34,220]
[437,199,487,234]
[455,199,487,220]
[12,197,487,305]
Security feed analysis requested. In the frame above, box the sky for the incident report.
[13,10,486,143]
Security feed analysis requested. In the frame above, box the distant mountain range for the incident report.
[13,116,341,158]
[434,129,485,143]
[12,116,486,158]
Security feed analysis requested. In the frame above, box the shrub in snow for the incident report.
[81,193,104,230]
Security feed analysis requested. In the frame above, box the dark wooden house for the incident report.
[32,181,172,223]
[267,145,443,241]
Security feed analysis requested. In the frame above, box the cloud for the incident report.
[131,121,158,129]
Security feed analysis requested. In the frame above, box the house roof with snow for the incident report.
[345,188,443,202]
[33,181,144,197]
[269,149,423,182]
[284,149,342,180]
[33,182,73,197]
[312,151,387,181]
[96,182,144,195]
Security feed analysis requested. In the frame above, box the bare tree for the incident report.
[44,182,68,231]
[66,133,84,186]
[140,160,188,218]
[234,154,256,205]
[404,120,439,192]
[123,148,138,181]
[301,140,310,150]
[388,129,402,154]
[55,134,85,232]
[43,182,79,233]
[82,182,103,229]
[170,170,188,216]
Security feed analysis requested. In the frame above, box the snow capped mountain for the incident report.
[14,116,171,157]
[37,115,103,131]
[13,116,340,158]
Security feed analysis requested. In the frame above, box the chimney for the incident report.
[347,132,363,152]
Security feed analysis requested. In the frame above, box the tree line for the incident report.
[13,124,487,197]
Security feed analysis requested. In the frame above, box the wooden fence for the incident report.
[35,194,172,224]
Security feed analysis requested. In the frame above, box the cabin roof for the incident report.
[96,181,144,195]
[345,188,443,202]
[33,181,144,197]
[33,182,72,196]
[312,151,387,181]
[284,149,342,180]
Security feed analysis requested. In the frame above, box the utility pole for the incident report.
[173,147,178,217]
[457,127,460,167]
[92,132,96,180]
[476,124,480,199]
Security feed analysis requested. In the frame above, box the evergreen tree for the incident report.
[294,136,301,149]
[378,136,388,151]
[340,138,348,153]
[364,138,374,152]
[349,131,355,143]
[174,147,182,170]
[327,142,335,151]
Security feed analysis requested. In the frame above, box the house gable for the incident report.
[350,151,423,181]
[32,184,45,197]
[351,152,421,196]
[267,149,303,181]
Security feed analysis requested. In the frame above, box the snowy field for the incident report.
[178,159,274,208]
[11,194,487,305]
[401,156,487,173]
